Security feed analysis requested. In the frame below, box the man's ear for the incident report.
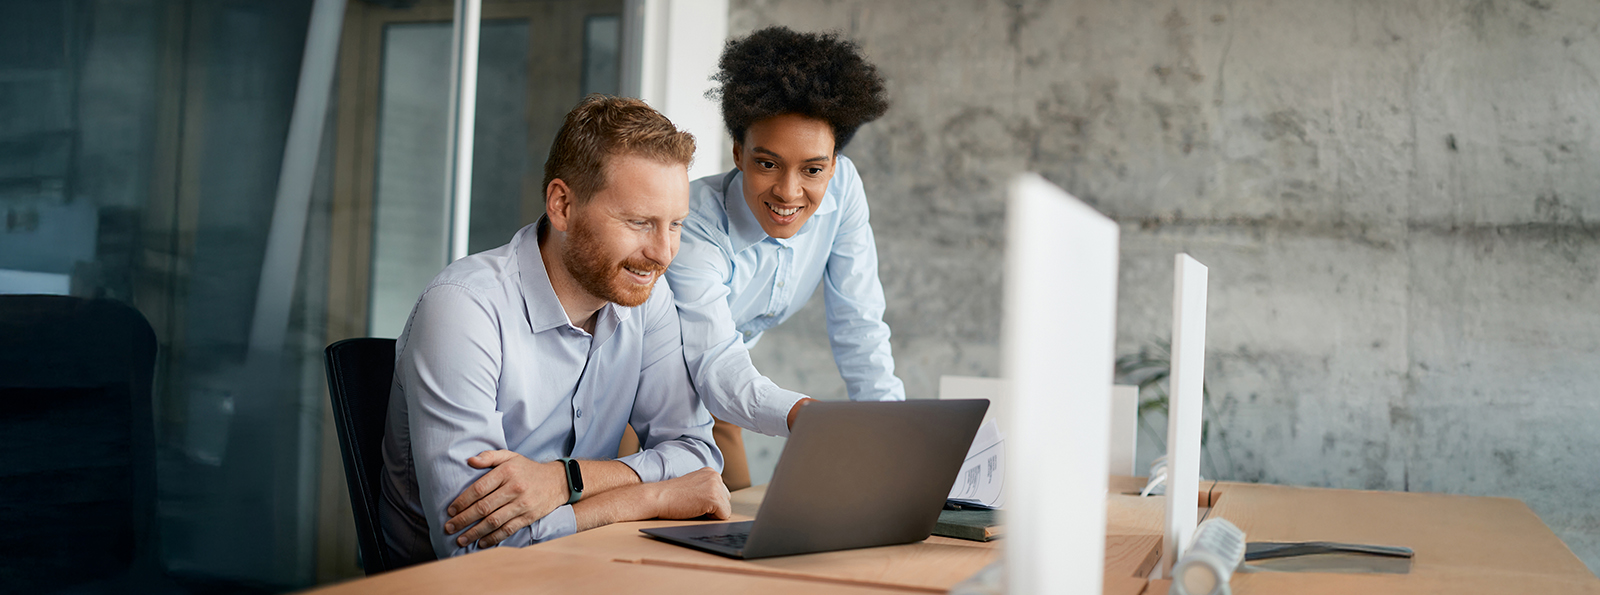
[546,179,575,232]
[729,142,743,172]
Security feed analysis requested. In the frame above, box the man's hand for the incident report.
[787,397,818,431]
[649,467,733,520]
[443,450,566,548]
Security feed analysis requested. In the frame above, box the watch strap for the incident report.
[558,457,583,505]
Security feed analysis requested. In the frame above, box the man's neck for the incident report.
[538,231,606,334]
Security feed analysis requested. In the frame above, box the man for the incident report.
[379,96,728,566]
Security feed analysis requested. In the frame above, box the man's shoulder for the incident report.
[421,239,520,304]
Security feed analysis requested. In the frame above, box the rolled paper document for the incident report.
[1170,517,1246,595]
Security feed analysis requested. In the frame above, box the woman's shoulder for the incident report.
[828,153,867,214]
[686,170,735,242]
[835,152,859,173]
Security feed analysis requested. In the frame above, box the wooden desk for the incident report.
[530,484,999,592]
[300,548,907,594]
[304,477,1600,595]
[1196,481,1600,594]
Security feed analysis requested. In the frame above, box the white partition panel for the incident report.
[1159,253,1210,577]
[1109,384,1139,476]
[1002,174,1119,594]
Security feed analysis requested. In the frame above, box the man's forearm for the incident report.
[576,459,644,498]
[572,482,658,531]
[571,467,729,532]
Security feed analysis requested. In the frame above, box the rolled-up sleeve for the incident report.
[399,283,576,559]
[617,284,724,481]
[668,220,808,437]
[822,166,907,403]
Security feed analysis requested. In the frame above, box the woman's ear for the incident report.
[729,142,743,172]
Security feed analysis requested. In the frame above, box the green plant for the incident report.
[1114,339,1236,479]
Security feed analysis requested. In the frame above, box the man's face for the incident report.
[733,113,836,240]
[561,154,691,307]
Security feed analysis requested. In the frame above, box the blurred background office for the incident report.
[0,0,1595,591]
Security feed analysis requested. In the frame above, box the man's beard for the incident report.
[561,214,663,308]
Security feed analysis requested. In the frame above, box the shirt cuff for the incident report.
[618,450,666,484]
[527,504,577,543]
[759,386,809,438]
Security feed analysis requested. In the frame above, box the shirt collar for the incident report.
[722,167,840,254]
[516,217,630,334]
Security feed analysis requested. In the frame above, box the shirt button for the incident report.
[777,281,785,287]
[743,331,752,338]
[575,408,582,419]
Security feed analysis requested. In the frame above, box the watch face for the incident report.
[566,458,584,492]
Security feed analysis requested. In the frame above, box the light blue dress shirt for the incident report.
[667,154,906,437]
[378,222,721,565]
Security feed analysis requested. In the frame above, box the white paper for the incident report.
[947,418,1005,508]
[938,375,1012,438]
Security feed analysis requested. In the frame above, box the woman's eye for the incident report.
[806,167,824,175]
[758,161,777,170]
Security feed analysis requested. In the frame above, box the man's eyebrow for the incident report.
[752,146,830,163]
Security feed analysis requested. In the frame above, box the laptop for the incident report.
[641,399,988,559]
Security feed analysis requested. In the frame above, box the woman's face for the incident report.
[731,114,836,239]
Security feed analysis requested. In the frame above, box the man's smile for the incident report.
[622,264,661,284]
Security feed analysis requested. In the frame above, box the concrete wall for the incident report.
[730,0,1600,573]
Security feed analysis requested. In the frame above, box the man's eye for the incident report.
[669,221,684,231]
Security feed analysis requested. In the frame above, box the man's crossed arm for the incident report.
[446,392,823,547]
[441,451,729,548]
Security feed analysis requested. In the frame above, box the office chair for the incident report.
[0,295,159,592]
[324,337,400,575]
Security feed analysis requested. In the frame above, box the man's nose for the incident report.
[643,227,674,266]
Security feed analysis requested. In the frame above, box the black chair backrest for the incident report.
[324,337,399,575]
[0,295,158,591]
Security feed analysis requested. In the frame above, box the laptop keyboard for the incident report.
[688,532,749,550]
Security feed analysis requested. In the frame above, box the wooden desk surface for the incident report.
[1204,481,1600,594]
[301,476,1600,595]
[302,549,910,595]
[528,483,1001,593]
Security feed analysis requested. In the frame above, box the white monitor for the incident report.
[1002,174,1120,594]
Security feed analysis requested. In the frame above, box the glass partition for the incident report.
[0,0,626,589]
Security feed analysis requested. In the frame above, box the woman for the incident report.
[666,26,904,489]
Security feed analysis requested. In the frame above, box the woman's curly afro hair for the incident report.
[707,26,889,152]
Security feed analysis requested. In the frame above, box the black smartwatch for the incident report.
[557,457,583,504]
